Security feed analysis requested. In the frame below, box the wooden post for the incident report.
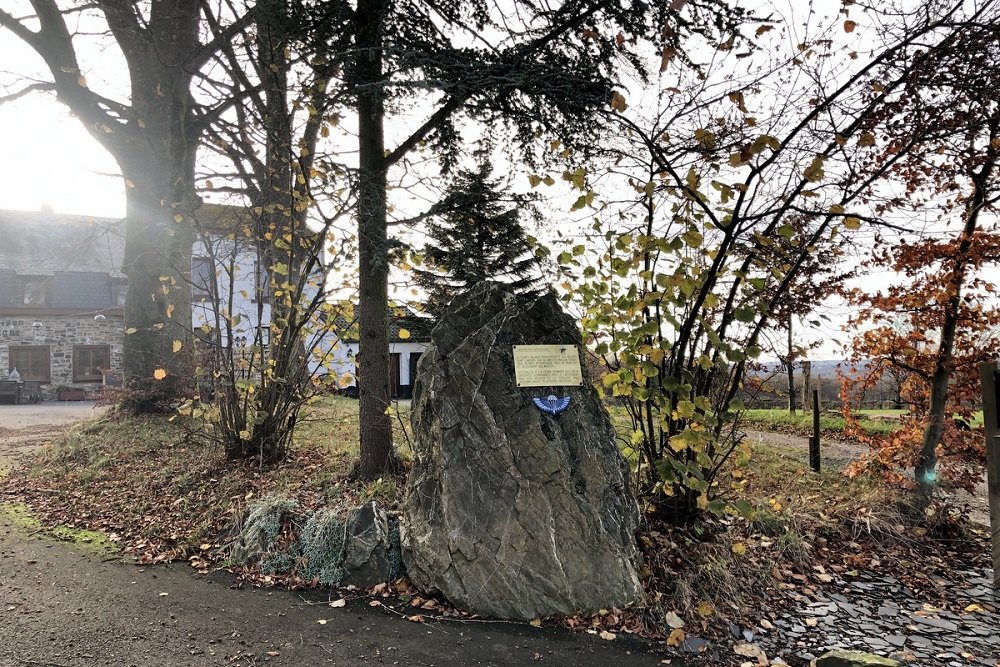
[809,388,821,473]
[978,362,1000,588]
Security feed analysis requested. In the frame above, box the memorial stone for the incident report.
[402,282,642,619]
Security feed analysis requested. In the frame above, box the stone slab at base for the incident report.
[811,650,901,667]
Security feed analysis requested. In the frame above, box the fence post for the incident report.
[979,362,1000,588]
[809,388,821,473]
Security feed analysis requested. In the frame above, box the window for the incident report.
[17,276,48,306]
[73,345,111,383]
[9,345,50,382]
[191,257,214,301]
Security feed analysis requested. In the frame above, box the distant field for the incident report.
[741,408,983,437]
[741,408,903,435]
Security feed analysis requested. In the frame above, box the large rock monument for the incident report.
[402,282,642,619]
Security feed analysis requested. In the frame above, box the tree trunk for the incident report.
[354,0,396,478]
[115,0,201,410]
[246,0,297,463]
[786,315,796,415]
[914,129,997,504]
[119,160,196,411]
[801,360,812,412]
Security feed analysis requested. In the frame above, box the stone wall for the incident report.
[0,314,124,398]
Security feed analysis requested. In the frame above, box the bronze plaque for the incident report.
[513,345,583,387]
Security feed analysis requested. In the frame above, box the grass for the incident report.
[740,407,907,436]
[5,395,411,564]
[740,407,985,439]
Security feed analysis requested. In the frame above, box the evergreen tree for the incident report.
[413,163,542,317]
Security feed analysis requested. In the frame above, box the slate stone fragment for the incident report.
[810,649,901,667]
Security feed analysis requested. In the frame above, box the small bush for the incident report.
[297,509,347,585]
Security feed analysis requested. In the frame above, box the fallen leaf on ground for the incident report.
[599,630,616,641]
[329,599,346,608]
[733,641,768,665]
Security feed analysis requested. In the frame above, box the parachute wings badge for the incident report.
[532,394,571,415]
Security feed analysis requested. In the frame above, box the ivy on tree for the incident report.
[412,163,542,317]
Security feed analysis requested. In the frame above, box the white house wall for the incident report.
[191,238,328,377]
[331,341,428,395]
[191,238,271,345]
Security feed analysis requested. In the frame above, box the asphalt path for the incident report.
[0,403,667,667]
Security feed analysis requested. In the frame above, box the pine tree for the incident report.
[413,163,542,317]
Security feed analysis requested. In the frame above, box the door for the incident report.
[409,352,422,388]
[389,352,401,399]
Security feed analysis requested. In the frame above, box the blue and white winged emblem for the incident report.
[533,394,571,415]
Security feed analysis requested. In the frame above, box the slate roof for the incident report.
[0,209,125,278]
[0,270,17,307]
[49,271,114,309]
[0,210,124,312]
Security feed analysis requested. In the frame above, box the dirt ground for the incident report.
[0,404,666,667]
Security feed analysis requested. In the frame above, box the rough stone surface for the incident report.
[402,282,642,620]
[341,501,392,586]
[811,650,901,667]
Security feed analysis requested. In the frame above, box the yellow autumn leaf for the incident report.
[125,327,138,335]
[694,128,717,149]
[667,628,686,647]
[172,340,183,353]
[731,542,747,555]
[153,368,167,380]
[675,400,696,418]
[844,217,861,230]
[803,156,825,182]
[696,601,715,617]
[166,303,175,319]
[398,328,411,340]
